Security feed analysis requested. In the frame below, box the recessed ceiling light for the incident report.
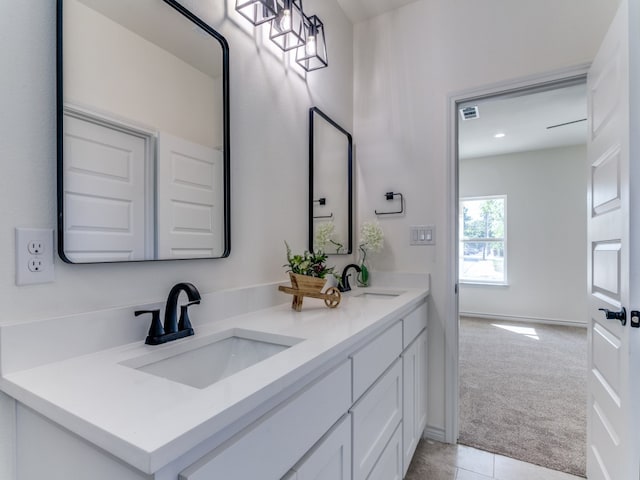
[494,132,506,139]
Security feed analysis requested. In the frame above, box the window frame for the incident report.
[459,194,508,286]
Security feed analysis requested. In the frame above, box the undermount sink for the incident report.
[349,289,405,299]
[121,328,304,389]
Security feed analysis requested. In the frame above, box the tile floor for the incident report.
[405,440,585,480]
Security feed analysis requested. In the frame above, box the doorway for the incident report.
[450,72,589,476]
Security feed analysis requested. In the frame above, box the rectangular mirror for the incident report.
[309,107,353,255]
[57,0,230,263]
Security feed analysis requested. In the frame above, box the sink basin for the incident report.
[121,328,304,389]
[349,289,405,299]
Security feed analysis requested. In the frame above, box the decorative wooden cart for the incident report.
[278,273,342,312]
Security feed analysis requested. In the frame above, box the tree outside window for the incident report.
[459,196,507,284]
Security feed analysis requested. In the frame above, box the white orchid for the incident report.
[359,221,384,253]
[314,222,344,254]
[357,221,384,287]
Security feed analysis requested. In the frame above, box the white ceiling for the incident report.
[458,83,587,160]
[77,0,223,78]
[335,0,419,23]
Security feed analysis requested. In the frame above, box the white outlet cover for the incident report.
[16,228,55,285]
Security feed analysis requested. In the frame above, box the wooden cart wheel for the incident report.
[324,287,342,308]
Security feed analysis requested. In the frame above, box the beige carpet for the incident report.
[458,317,587,477]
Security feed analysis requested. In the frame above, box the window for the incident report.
[459,195,507,284]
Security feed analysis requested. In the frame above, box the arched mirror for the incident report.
[57,0,230,263]
[309,107,353,255]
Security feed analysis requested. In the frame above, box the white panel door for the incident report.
[586,0,640,478]
[63,114,147,262]
[157,132,223,258]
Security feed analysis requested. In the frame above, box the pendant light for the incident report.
[235,0,278,26]
[296,15,327,71]
[269,0,305,51]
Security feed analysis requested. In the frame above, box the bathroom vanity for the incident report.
[0,282,428,480]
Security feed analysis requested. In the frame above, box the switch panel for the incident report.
[16,228,55,285]
[410,225,435,246]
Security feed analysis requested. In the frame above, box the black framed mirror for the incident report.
[57,0,230,263]
[309,107,353,255]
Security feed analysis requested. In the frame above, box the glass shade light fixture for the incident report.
[296,15,328,71]
[270,0,305,51]
[235,0,279,26]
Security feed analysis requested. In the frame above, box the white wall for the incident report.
[0,1,352,477]
[65,0,221,148]
[459,146,587,324]
[353,0,618,439]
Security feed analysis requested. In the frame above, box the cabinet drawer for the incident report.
[402,302,427,349]
[350,358,402,480]
[351,321,402,401]
[367,423,402,480]
[180,360,351,480]
[290,414,351,480]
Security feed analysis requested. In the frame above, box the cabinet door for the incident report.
[402,329,427,476]
[351,321,402,402]
[367,423,402,480]
[180,361,351,480]
[351,359,402,480]
[292,414,351,480]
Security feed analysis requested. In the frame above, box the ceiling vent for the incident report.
[459,106,479,121]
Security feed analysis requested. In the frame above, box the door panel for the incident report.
[586,0,638,478]
[157,132,223,258]
[63,114,148,262]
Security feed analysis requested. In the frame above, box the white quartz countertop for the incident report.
[0,286,428,474]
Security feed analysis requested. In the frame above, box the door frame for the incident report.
[444,63,590,443]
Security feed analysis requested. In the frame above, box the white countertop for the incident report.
[0,285,428,475]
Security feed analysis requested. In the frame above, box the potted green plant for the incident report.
[284,242,337,291]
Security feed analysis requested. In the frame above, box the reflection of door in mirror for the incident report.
[309,108,353,255]
[157,133,224,259]
[58,0,229,262]
[63,110,154,262]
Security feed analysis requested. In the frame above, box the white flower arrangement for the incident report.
[357,221,384,286]
[359,221,384,254]
[314,222,344,254]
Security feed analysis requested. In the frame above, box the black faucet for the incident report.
[339,264,361,292]
[135,282,201,345]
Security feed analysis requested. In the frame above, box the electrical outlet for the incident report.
[28,240,44,255]
[28,258,44,272]
[16,228,55,285]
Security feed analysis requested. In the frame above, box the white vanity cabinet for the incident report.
[7,291,429,480]
[349,300,427,480]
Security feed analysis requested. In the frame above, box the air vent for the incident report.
[459,106,479,121]
[546,118,587,129]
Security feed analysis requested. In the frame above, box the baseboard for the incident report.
[459,311,587,328]
[423,425,446,443]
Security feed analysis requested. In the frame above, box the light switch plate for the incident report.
[16,228,55,285]
[410,225,435,246]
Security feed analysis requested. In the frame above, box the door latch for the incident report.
[631,310,640,328]
[599,307,627,326]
